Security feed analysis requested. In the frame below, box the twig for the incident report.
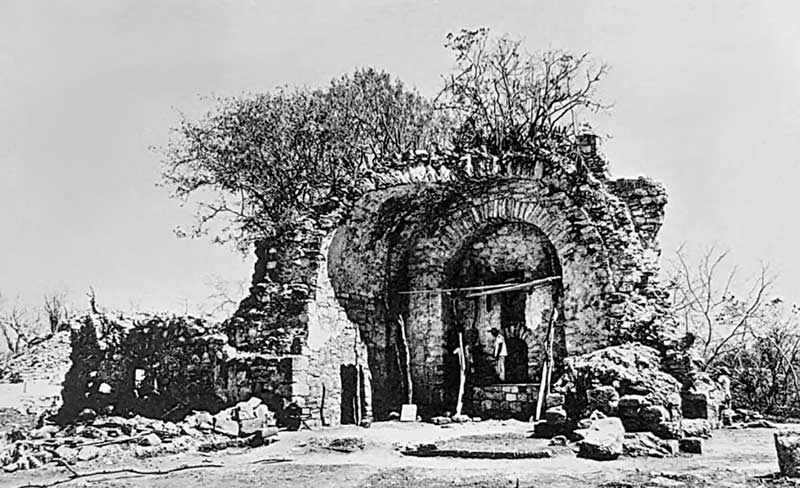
[249,457,292,465]
[17,463,224,488]
[52,458,78,477]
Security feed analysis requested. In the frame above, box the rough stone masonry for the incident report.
[224,136,687,426]
[61,136,713,431]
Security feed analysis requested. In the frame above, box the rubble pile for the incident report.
[552,344,683,437]
[1,397,277,473]
[530,343,722,460]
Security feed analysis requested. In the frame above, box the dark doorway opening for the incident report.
[504,337,529,383]
[340,364,357,424]
[340,364,367,425]
[501,290,529,383]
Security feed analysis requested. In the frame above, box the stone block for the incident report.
[77,445,101,461]
[587,386,620,415]
[239,418,265,436]
[213,413,240,437]
[532,420,560,439]
[545,393,565,408]
[641,405,669,428]
[290,381,309,396]
[678,437,703,454]
[545,406,567,425]
[776,431,800,477]
[681,419,711,439]
[578,417,624,461]
[618,394,648,410]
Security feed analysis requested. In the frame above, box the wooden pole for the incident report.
[354,328,361,426]
[456,332,466,417]
[534,307,557,421]
[398,314,413,404]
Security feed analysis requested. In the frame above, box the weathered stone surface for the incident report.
[587,386,620,415]
[531,420,561,439]
[557,344,682,435]
[681,419,712,439]
[648,476,686,487]
[775,430,800,477]
[471,384,538,421]
[545,406,567,425]
[77,446,100,461]
[139,433,163,447]
[546,393,565,408]
[678,437,703,454]
[213,412,240,437]
[652,421,682,440]
[682,372,725,427]
[53,446,76,463]
[578,417,625,461]
[58,146,679,429]
[622,432,674,458]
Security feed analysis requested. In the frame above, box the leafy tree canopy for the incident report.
[161,29,607,251]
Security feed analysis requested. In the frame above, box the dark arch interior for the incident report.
[440,221,565,407]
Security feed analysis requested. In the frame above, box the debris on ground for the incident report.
[577,416,625,461]
[0,396,278,473]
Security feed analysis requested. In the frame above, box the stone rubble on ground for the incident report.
[577,417,625,461]
[0,396,277,473]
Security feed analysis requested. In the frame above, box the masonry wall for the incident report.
[470,384,539,420]
[57,313,308,425]
[234,147,680,419]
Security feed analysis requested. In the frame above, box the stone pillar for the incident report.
[407,292,445,409]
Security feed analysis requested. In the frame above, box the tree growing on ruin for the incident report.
[162,29,609,250]
[162,68,449,251]
[438,28,609,154]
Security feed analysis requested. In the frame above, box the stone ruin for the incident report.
[57,137,724,451]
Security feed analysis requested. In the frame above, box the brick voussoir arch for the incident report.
[419,193,611,286]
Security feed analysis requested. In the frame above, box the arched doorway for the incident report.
[438,221,565,414]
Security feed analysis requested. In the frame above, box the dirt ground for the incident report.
[0,420,790,488]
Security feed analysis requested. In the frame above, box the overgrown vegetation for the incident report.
[666,247,800,416]
[162,28,608,251]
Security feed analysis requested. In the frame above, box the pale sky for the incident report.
[1,1,799,316]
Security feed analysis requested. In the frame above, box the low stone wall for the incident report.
[470,383,539,420]
[57,313,310,427]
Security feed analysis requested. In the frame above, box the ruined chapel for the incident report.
[221,135,679,427]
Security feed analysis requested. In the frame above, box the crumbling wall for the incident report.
[607,177,668,254]
[57,314,307,426]
[230,146,684,419]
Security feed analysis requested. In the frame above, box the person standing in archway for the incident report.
[490,328,507,382]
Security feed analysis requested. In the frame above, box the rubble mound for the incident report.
[0,331,71,384]
[556,343,682,436]
[2,397,278,473]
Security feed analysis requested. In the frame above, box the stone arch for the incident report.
[327,177,643,415]
[400,182,616,409]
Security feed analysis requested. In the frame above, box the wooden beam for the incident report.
[464,276,561,298]
[396,282,519,295]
